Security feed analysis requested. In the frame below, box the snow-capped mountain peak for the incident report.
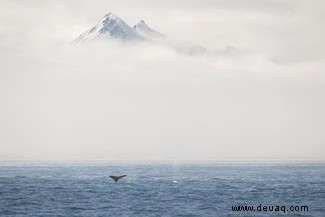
[74,12,144,43]
[73,12,221,57]
[133,20,164,38]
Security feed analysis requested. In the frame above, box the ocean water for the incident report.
[0,163,324,216]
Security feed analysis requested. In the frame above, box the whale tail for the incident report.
[109,175,127,182]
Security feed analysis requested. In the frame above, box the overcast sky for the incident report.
[0,0,324,162]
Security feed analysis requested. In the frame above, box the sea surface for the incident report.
[0,163,324,216]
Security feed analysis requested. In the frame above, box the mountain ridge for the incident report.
[74,12,239,57]
[75,12,161,43]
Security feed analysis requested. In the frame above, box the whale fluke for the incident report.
[109,175,127,182]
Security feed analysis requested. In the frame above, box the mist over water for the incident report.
[0,0,325,162]
[0,40,325,161]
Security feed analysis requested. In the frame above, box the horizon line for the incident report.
[0,159,324,166]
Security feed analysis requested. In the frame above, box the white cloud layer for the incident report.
[0,0,324,161]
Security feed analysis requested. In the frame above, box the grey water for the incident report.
[0,163,324,216]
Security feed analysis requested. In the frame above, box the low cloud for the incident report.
[0,0,324,162]
[0,40,324,162]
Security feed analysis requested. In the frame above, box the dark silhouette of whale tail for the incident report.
[109,175,127,182]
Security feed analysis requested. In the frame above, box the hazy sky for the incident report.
[0,0,324,162]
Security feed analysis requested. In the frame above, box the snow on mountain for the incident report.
[74,13,144,43]
[73,12,238,57]
[133,20,164,38]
